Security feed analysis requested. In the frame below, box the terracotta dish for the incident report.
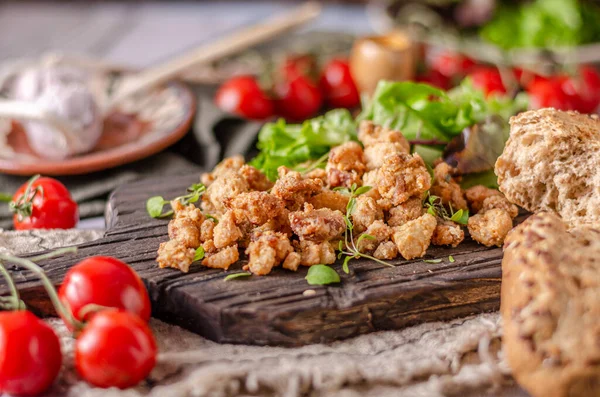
[0,82,196,176]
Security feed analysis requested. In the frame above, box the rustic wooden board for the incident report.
[0,174,505,346]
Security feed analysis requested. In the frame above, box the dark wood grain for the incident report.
[0,174,507,346]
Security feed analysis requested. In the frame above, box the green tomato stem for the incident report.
[0,261,23,310]
[0,252,82,330]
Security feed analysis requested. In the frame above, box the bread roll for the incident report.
[495,108,600,228]
[501,212,600,397]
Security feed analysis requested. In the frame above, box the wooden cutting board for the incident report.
[1,174,505,346]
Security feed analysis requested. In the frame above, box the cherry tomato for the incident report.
[76,310,157,389]
[58,256,151,326]
[275,73,323,121]
[469,67,507,97]
[430,51,476,78]
[215,76,274,120]
[282,54,318,80]
[11,176,78,230]
[513,67,547,89]
[0,311,62,395]
[527,77,576,110]
[562,66,600,113]
[319,59,360,109]
[416,70,452,90]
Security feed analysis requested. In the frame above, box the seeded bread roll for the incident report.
[495,109,600,228]
[501,212,600,397]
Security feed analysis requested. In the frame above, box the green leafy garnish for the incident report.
[423,259,442,264]
[425,194,470,226]
[224,272,252,281]
[0,193,12,202]
[146,196,169,218]
[194,246,205,262]
[460,170,499,190]
[206,214,219,223]
[480,0,600,50]
[337,184,394,274]
[358,79,526,145]
[146,183,206,219]
[251,109,357,181]
[449,255,455,263]
[305,265,340,285]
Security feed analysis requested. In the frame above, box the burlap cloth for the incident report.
[0,229,526,397]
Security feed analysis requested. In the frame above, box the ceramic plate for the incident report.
[0,81,196,176]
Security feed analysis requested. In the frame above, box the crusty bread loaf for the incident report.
[501,212,600,397]
[495,108,600,228]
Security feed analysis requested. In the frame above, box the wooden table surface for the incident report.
[0,2,529,396]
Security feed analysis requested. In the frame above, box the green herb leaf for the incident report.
[423,259,442,264]
[224,272,252,281]
[344,215,353,230]
[342,256,352,274]
[356,233,376,247]
[206,214,219,223]
[338,240,344,251]
[146,196,167,218]
[305,265,341,285]
[449,255,455,263]
[427,206,437,217]
[450,209,470,226]
[347,197,357,216]
[194,246,205,262]
[354,186,372,196]
[188,183,206,193]
[333,186,350,193]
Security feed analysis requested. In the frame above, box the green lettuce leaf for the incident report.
[480,0,600,49]
[359,79,526,144]
[251,109,357,180]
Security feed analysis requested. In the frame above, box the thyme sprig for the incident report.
[424,193,469,225]
[146,183,207,219]
[335,184,395,274]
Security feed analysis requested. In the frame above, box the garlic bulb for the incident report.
[11,67,103,160]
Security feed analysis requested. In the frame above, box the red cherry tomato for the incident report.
[0,311,62,395]
[76,310,157,389]
[430,51,476,78]
[319,59,360,109]
[513,67,547,89]
[58,256,151,326]
[282,54,318,79]
[562,66,600,113]
[416,70,452,90]
[11,177,78,230]
[469,67,508,97]
[215,76,274,120]
[527,77,576,110]
[275,73,323,121]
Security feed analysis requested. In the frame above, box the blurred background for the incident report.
[2,0,600,230]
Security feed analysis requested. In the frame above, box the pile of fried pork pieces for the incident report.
[157,121,518,275]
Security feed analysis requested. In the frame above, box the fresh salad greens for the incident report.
[250,109,356,181]
[251,79,527,182]
[359,79,526,143]
[480,0,600,50]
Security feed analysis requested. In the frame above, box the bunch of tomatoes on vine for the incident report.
[0,176,156,395]
[418,50,600,114]
[215,56,360,121]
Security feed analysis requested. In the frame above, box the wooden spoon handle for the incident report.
[108,2,322,109]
